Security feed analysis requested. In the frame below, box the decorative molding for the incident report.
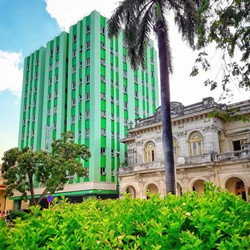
[203,125,218,133]
[177,131,187,138]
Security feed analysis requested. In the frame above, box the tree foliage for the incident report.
[191,0,250,98]
[1,132,91,206]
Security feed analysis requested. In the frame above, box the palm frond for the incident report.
[108,0,135,38]
[170,0,199,48]
[137,2,154,69]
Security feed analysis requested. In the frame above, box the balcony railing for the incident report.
[119,149,250,174]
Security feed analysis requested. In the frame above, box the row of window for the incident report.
[143,133,205,163]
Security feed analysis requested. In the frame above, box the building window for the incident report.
[72,66,76,73]
[101,129,106,136]
[72,98,76,106]
[86,25,90,33]
[123,70,127,78]
[86,92,90,101]
[101,42,105,49]
[72,82,76,90]
[86,41,90,50]
[86,111,90,118]
[135,106,139,114]
[56,45,60,52]
[80,61,83,68]
[100,26,105,34]
[101,93,106,100]
[55,75,58,82]
[86,75,90,83]
[101,58,105,65]
[233,139,247,151]
[100,167,106,175]
[189,131,204,156]
[101,148,106,155]
[173,138,179,159]
[72,116,75,124]
[123,86,127,93]
[80,45,83,52]
[144,141,156,162]
[73,34,77,42]
[101,110,106,118]
[86,129,90,138]
[101,75,106,82]
[86,58,90,66]
[73,50,76,57]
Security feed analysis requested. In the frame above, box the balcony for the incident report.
[119,149,250,174]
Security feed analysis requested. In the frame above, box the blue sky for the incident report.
[0,0,249,161]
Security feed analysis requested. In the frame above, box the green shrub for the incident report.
[1,184,249,249]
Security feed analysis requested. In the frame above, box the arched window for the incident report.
[189,131,204,156]
[173,137,179,159]
[144,141,156,162]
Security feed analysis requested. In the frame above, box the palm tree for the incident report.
[108,0,199,194]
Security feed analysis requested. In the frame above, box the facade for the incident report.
[17,11,159,202]
[119,97,250,200]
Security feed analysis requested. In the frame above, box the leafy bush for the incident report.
[1,184,249,249]
[6,209,31,222]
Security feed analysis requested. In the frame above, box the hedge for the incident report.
[1,184,249,249]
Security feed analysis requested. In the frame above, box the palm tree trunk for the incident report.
[155,21,176,195]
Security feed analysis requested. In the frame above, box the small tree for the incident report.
[2,132,91,206]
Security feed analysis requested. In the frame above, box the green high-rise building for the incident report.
[18,11,159,201]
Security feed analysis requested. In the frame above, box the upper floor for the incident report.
[120,97,250,174]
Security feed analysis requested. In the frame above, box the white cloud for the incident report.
[45,0,118,31]
[0,50,23,96]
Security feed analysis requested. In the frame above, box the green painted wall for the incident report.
[18,11,159,195]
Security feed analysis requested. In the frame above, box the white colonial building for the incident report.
[119,97,250,200]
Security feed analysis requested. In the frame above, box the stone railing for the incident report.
[214,149,250,162]
[119,160,164,174]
